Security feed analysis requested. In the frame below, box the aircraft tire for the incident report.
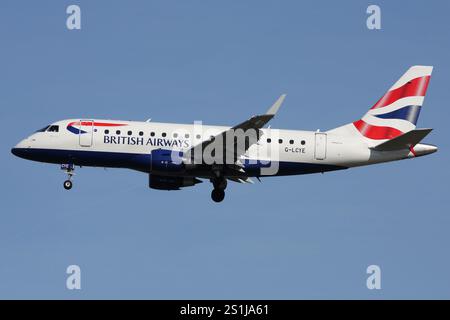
[211,189,225,202]
[63,180,73,190]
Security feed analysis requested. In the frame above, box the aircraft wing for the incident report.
[184,94,286,165]
[227,176,255,184]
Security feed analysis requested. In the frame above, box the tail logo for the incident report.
[353,66,432,140]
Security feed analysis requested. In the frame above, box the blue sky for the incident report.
[1,0,449,299]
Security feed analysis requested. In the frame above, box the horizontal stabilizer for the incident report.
[372,128,433,151]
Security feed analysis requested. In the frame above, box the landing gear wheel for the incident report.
[63,180,73,190]
[211,189,225,203]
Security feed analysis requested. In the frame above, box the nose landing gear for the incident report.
[63,180,73,190]
[61,164,75,190]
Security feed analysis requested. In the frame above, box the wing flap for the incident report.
[227,176,254,184]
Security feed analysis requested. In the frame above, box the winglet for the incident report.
[266,94,286,116]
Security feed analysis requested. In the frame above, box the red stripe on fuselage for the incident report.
[353,119,404,140]
[67,121,128,127]
[371,75,430,110]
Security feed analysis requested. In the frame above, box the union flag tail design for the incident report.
[329,66,433,146]
[353,66,432,141]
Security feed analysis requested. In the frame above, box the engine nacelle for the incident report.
[150,148,185,173]
[149,174,202,190]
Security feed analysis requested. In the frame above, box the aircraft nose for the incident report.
[11,146,28,158]
[11,139,31,159]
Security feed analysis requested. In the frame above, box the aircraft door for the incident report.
[79,120,94,147]
[314,132,327,160]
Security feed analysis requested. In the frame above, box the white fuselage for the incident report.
[12,118,435,179]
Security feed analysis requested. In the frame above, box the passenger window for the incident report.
[127,131,132,136]
[196,134,201,139]
[173,133,178,138]
[267,138,271,143]
[150,132,155,137]
[301,140,306,145]
[289,139,294,145]
[116,130,121,135]
[185,134,190,138]
[48,125,59,132]
[278,139,283,144]
[139,131,144,136]
[105,129,109,134]
[162,132,166,137]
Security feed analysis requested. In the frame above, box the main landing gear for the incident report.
[61,164,75,190]
[211,189,225,203]
[210,176,227,203]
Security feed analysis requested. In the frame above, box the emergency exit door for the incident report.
[79,120,94,147]
[314,132,327,160]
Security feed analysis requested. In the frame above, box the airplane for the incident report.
[11,66,437,202]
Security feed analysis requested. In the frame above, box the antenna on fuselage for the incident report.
[146,118,152,122]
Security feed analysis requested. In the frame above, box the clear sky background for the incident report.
[0,0,449,299]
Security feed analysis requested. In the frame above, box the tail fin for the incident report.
[329,66,433,146]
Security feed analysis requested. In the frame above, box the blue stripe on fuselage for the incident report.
[67,126,87,134]
[242,159,346,176]
[10,148,347,176]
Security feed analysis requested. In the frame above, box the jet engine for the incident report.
[149,174,202,190]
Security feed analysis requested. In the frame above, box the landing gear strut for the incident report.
[61,164,75,190]
[210,175,227,203]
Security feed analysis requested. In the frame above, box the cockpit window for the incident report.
[35,125,59,133]
[47,125,59,132]
[35,125,50,133]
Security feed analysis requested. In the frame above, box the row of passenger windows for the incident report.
[104,129,306,145]
[104,129,194,139]
[267,138,306,145]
